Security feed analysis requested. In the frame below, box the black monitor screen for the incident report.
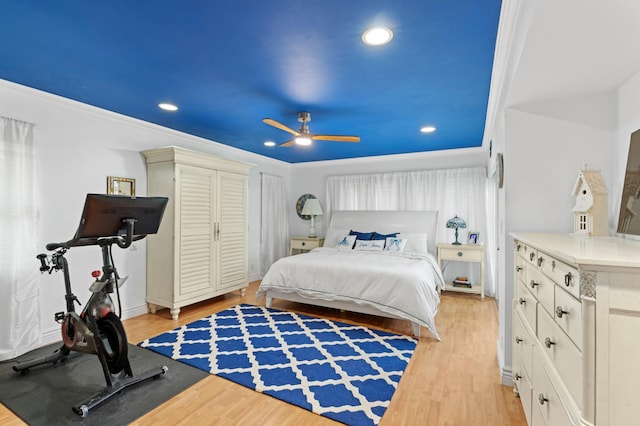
[73,194,168,239]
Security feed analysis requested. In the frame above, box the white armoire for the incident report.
[142,146,253,320]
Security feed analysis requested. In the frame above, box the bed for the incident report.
[257,210,444,339]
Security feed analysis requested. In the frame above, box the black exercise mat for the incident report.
[0,342,208,425]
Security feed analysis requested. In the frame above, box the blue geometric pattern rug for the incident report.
[139,304,417,425]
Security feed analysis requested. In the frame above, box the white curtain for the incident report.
[0,117,40,360]
[325,167,495,296]
[260,173,289,276]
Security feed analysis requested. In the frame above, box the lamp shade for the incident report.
[301,198,323,216]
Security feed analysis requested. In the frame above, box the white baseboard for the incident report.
[497,339,513,386]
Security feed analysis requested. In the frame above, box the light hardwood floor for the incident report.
[1,281,526,425]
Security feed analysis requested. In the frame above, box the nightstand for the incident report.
[437,243,485,300]
[290,236,324,255]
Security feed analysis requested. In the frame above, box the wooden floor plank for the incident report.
[1,281,526,425]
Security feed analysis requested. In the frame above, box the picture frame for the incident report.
[107,176,136,196]
[468,231,480,245]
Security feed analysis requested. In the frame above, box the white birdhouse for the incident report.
[571,169,608,236]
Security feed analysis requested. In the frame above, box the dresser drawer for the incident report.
[541,255,579,299]
[554,286,582,349]
[513,309,534,380]
[515,252,527,285]
[537,306,582,404]
[527,264,555,317]
[513,351,533,426]
[532,349,573,426]
[515,281,537,332]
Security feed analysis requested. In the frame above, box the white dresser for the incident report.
[511,233,640,426]
[143,147,253,320]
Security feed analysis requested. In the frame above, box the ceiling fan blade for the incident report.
[313,135,361,143]
[279,138,296,147]
[263,118,299,136]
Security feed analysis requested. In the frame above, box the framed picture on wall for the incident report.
[468,232,480,245]
[107,176,136,196]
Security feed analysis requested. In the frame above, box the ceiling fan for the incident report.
[263,112,360,147]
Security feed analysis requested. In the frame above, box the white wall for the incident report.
[0,79,291,344]
[496,101,615,384]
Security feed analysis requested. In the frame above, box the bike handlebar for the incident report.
[45,218,145,251]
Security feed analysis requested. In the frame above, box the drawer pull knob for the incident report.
[517,244,521,251]
[555,306,568,318]
[301,242,306,246]
[515,336,523,344]
[515,373,522,381]
[538,394,549,405]
[544,337,556,348]
[457,251,463,257]
[564,272,573,287]
[529,252,535,261]
[537,257,543,267]
[551,260,556,271]
[516,266,523,272]
[519,297,526,306]
[529,280,539,289]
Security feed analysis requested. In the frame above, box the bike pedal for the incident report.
[54,312,65,322]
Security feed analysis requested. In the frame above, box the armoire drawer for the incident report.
[537,306,582,404]
[527,264,555,316]
[532,349,573,426]
[554,286,582,349]
[515,280,537,332]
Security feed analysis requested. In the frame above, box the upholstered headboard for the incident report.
[329,210,438,255]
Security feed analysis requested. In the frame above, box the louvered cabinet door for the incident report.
[177,164,217,298]
[216,171,248,290]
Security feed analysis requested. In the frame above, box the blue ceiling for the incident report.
[0,1,502,163]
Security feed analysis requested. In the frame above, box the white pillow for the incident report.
[335,235,356,249]
[354,239,385,251]
[397,233,428,255]
[384,237,408,253]
[324,228,349,247]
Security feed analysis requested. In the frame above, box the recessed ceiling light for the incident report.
[158,103,178,111]
[264,141,276,147]
[420,126,436,133]
[362,27,393,46]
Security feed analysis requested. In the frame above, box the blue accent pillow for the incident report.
[372,232,398,241]
[349,230,374,241]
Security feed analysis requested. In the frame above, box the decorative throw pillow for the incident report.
[373,232,398,241]
[384,237,408,252]
[397,232,428,256]
[335,235,357,249]
[324,228,350,247]
[354,239,385,251]
[349,230,374,241]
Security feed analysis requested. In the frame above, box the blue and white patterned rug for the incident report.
[139,304,417,425]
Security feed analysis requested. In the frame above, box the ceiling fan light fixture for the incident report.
[362,27,393,46]
[295,136,312,146]
[158,102,178,111]
[420,125,437,133]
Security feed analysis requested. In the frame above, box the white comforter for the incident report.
[257,247,444,339]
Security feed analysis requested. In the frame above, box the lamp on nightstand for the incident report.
[446,215,467,245]
[301,198,323,238]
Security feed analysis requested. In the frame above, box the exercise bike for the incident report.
[13,194,169,417]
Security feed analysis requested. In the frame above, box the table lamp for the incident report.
[446,215,467,245]
[301,198,323,238]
